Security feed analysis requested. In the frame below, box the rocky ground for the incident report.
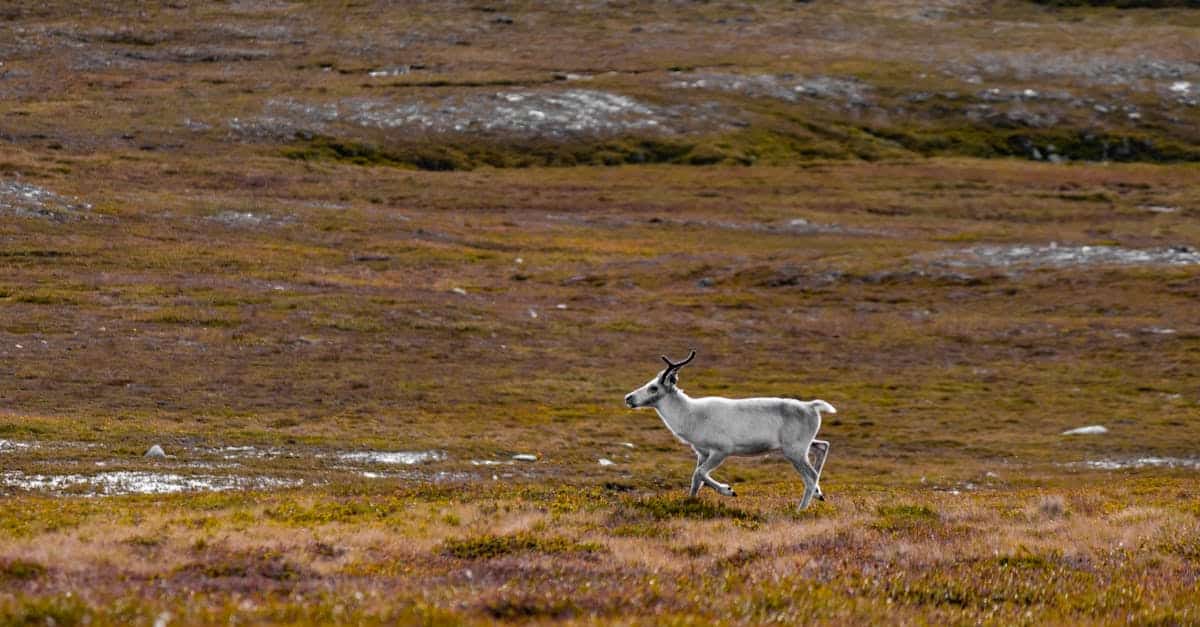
[3,0,1199,167]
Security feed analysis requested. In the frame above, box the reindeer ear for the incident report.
[668,372,679,385]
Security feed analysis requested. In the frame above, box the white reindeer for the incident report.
[624,350,835,509]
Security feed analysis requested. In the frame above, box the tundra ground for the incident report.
[2,1,1199,625]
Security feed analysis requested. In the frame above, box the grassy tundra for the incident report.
[1,1,1199,624]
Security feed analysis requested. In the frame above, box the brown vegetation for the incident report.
[1,0,1198,624]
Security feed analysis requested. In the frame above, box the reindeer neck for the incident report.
[654,388,698,438]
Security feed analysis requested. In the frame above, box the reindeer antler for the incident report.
[659,349,697,383]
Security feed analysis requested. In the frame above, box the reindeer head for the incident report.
[624,349,696,408]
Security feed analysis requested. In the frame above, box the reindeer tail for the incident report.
[809,400,836,414]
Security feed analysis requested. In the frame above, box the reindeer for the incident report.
[624,350,834,509]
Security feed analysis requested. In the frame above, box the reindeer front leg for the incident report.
[698,451,734,496]
[689,449,708,497]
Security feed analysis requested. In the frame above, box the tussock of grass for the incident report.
[626,495,764,522]
[0,596,90,626]
[283,135,754,170]
[996,552,1057,570]
[0,558,46,581]
[480,594,580,620]
[178,549,310,583]
[873,504,940,531]
[14,289,79,305]
[264,499,404,525]
[441,532,604,559]
[142,308,241,327]
[610,522,675,539]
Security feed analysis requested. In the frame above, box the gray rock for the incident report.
[144,444,166,458]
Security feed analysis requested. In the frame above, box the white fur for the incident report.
[625,364,834,509]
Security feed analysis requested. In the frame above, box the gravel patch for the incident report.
[933,243,1200,269]
[230,89,720,140]
[0,180,93,222]
[1,470,303,496]
[0,439,34,453]
[206,211,294,228]
[1067,457,1200,471]
[337,450,446,465]
[960,53,1200,87]
[668,72,871,107]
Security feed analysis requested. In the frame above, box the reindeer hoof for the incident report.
[730,489,737,497]
[816,493,825,501]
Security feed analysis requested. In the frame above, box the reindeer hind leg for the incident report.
[809,439,830,501]
[785,447,820,510]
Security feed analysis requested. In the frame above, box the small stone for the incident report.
[450,287,467,295]
[1061,425,1107,435]
[696,277,714,288]
[598,458,616,466]
[144,444,166,458]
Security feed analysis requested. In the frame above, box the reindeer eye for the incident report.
[649,385,659,393]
